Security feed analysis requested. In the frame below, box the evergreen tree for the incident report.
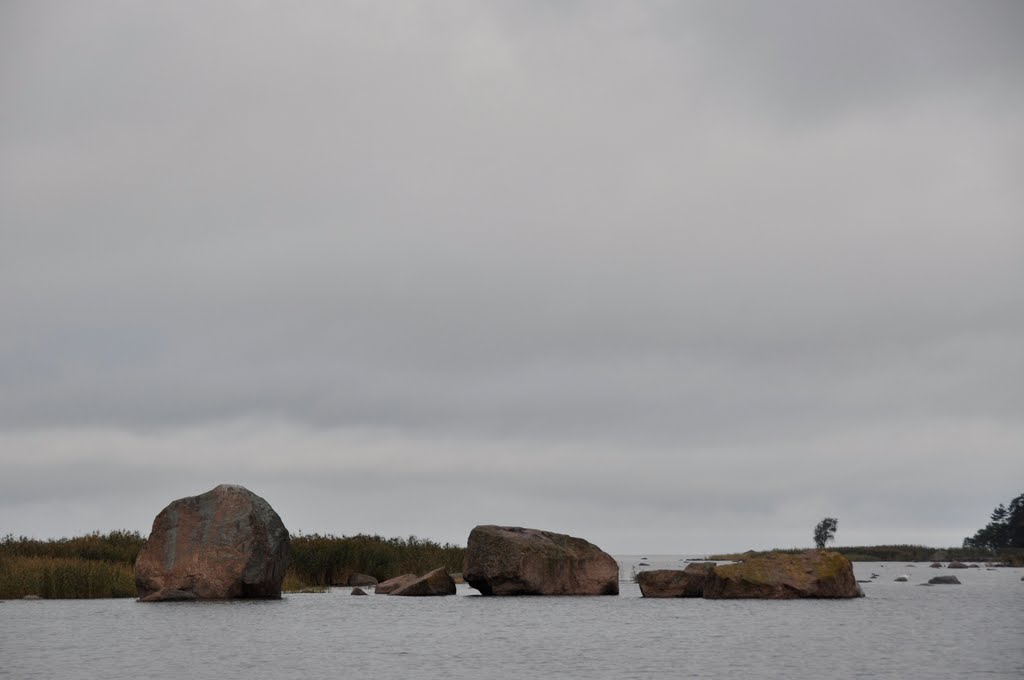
[963,492,1024,550]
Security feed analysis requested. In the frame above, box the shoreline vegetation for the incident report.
[0,531,465,600]
[2,532,1021,599]
[708,545,1024,566]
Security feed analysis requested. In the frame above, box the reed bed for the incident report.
[289,533,465,587]
[0,556,136,599]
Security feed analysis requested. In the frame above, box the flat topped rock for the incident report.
[703,550,862,599]
[134,484,291,601]
[463,525,618,596]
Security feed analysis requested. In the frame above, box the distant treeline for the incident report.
[1,530,466,598]
[709,544,1024,566]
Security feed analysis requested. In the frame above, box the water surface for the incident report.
[2,560,1021,679]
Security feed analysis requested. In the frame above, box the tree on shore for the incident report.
[813,517,838,549]
[963,492,1024,551]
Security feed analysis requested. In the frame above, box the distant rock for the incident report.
[22,595,41,600]
[134,484,290,601]
[638,562,651,567]
[374,574,418,594]
[894,576,909,582]
[703,551,862,599]
[389,567,456,596]
[946,561,968,569]
[928,575,961,585]
[347,573,378,587]
[350,587,369,596]
[969,564,980,568]
[637,563,715,598]
[929,562,943,569]
[463,525,618,596]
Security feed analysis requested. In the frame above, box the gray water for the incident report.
[2,560,1022,680]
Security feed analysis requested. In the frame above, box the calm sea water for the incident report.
[2,558,1022,680]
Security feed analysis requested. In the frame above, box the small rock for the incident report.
[347,573,378,587]
[389,567,456,596]
[928,575,961,585]
[637,563,715,598]
[22,595,41,600]
[894,576,909,582]
[374,574,418,594]
[929,562,943,568]
[946,561,968,569]
[350,587,368,596]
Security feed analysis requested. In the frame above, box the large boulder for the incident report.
[374,574,418,594]
[637,563,715,598]
[463,525,618,596]
[134,484,290,601]
[703,551,861,599]
[389,567,456,596]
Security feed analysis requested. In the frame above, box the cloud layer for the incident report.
[3,1,1022,552]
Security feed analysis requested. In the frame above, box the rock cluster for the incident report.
[463,525,618,596]
[638,551,862,599]
[134,484,291,602]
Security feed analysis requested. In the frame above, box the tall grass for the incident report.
[1,530,146,563]
[0,531,143,599]
[0,556,136,599]
[288,533,465,586]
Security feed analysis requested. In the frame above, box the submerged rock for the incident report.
[894,575,909,582]
[134,484,290,601]
[703,551,862,599]
[389,567,456,596]
[928,575,961,585]
[374,574,418,594]
[463,525,619,596]
[637,563,715,598]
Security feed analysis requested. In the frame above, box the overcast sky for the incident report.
[2,1,1022,554]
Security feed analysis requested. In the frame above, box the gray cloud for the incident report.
[1,1,1022,551]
